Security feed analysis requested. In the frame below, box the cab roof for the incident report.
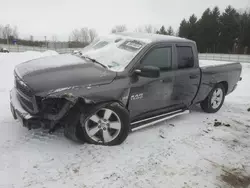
[115,32,194,44]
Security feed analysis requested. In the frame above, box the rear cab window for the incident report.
[177,46,194,69]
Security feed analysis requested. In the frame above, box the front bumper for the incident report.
[10,88,41,129]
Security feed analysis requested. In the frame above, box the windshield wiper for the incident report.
[81,55,107,69]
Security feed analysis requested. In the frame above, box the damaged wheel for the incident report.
[77,103,129,146]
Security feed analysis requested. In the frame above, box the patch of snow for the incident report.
[0,52,250,188]
[199,60,236,67]
[81,35,150,72]
[42,50,58,56]
[14,54,83,77]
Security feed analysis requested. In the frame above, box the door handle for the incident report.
[189,74,198,79]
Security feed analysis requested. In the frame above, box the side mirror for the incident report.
[134,65,160,78]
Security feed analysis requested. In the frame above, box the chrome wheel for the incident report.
[211,88,223,109]
[83,108,122,143]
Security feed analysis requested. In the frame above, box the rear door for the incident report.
[128,44,175,119]
[171,45,201,106]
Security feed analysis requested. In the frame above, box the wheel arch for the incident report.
[218,81,228,94]
[200,82,226,113]
[63,98,129,143]
[74,99,130,145]
[76,98,129,112]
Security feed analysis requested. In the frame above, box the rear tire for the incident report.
[200,83,225,113]
[75,102,129,146]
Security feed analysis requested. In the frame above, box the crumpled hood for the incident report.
[14,54,117,93]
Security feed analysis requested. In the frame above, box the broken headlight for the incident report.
[38,97,68,115]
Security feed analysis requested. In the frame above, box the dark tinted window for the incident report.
[177,46,194,69]
[141,47,172,70]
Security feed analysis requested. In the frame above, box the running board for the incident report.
[131,110,189,131]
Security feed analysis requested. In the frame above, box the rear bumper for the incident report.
[10,88,41,129]
[227,83,238,95]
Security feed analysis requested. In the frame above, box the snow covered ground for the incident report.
[0,52,250,188]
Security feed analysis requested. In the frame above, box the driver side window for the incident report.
[141,47,172,71]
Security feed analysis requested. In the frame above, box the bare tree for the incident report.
[175,29,179,37]
[52,35,57,42]
[0,25,3,38]
[2,24,12,40]
[80,27,90,43]
[134,25,157,33]
[2,24,13,45]
[71,29,81,42]
[51,35,58,49]
[70,27,98,44]
[111,25,127,33]
[12,26,18,39]
[144,25,157,33]
[89,29,98,42]
[30,35,34,41]
[134,26,143,33]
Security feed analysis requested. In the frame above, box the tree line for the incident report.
[0,24,50,47]
[1,5,249,53]
[110,24,174,36]
[178,6,250,54]
[110,6,250,54]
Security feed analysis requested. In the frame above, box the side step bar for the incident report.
[131,109,190,131]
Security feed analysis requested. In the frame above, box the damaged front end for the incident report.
[10,85,91,136]
[36,96,76,132]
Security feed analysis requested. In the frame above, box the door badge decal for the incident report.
[131,93,143,100]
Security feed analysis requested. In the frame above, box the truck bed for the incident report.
[199,60,237,67]
[193,60,242,104]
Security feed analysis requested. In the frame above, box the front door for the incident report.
[128,45,174,119]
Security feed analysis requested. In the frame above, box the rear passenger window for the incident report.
[141,47,172,71]
[177,46,194,69]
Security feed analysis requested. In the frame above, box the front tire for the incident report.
[76,102,129,146]
[200,83,225,113]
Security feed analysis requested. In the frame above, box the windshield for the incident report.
[80,34,150,72]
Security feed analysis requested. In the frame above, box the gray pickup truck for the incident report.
[10,32,242,145]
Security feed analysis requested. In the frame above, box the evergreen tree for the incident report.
[197,7,221,53]
[178,19,189,38]
[166,26,174,35]
[219,6,240,53]
[187,14,198,41]
[197,8,213,52]
[211,6,221,53]
[156,26,167,35]
[179,15,198,47]
[177,5,250,54]
[238,11,250,53]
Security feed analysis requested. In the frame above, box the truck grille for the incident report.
[15,79,33,98]
[15,75,36,113]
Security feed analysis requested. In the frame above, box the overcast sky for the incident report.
[0,0,249,41]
